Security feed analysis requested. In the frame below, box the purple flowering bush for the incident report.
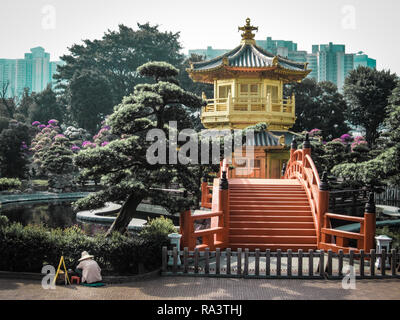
[30,119,72,175]
[71,145,81,152]
[309,128,322,137]
[82,141,97,149]
[350,136,368,152]
[340,133,353,143]
[92,125,116,147]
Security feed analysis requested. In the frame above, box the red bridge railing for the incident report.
[180,159,230,251]
[283,134,376,253]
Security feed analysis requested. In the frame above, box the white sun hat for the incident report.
[78,251,94,262]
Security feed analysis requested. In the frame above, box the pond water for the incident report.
[0,200,180,236]
[0,200,109,235]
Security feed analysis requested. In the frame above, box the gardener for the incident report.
[75,251,102,284]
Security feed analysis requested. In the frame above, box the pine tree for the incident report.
[73,62,204,235]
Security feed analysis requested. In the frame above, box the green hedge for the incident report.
[0,178,22,191]
[0,216,175,274]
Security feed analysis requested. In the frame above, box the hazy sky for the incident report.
[1,0,399,73]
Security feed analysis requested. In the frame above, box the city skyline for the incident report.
[0,0,398,73]
[0,46,63,98]
[0,37,378,97]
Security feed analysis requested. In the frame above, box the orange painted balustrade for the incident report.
[180,159,230,250]
[200,178,213,209]
[180,135,376,252]
[284,135,376,253]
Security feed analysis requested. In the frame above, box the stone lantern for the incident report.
[168,233,182,266]
[375,235,392,269]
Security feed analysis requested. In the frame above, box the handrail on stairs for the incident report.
[282,134,376,253]
[180,158,230,251]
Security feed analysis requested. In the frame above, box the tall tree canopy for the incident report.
[67,70,114,134]
[28,85,65,125]
[333,80,400,186]
[284,78,349,140]
[343,66,398,146]
[73,62,204,235]
[55,23,184,106]
[0,120,32,178]
[178,54,213,99]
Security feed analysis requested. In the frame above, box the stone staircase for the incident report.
[228,179,318,251]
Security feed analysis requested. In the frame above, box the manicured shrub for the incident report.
[0,178,22,191]
[139,216,177,243]
[0,221,170,274]
[0,215,9,228]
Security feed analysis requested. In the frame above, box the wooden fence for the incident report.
[162,247,400,279]
[375,186,400,207]
[329,189,368,213]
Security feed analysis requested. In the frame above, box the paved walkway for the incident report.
[0,276,399,300]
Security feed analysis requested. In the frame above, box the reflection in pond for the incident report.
[1,200,180,236]
[0,200,109,235]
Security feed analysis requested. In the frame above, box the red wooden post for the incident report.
[289,136,297,162]
[317,172,329,245]
[321,215,330,243]
[364,192,376,252]
[180,209,195,250]
[218,170,229,246]
[201,176,208,208]
[179,210,186,248]
[286,136,298,179]
[302,133,311,158]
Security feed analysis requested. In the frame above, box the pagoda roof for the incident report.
[192,43,307,72]
[187,18,311,83]
[245,130,280,147]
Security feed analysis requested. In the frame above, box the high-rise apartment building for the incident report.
[310,43,354,90]
[188,46,229,60]
[354,52,376,69]
[256,37,308,64]
[256,36,297,53]
[306,53,318,80]
[0,47,63,98]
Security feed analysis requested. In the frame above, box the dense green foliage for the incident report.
[178,54,213,99]
[0,215,8,228]
[55,23,184,107]
[28,85,65,125]
[0,120,32,178]
[343,66,397,146]
[0,86,64,127]
[0,178,22,191]
[0,217,170,274]
[41,135,74,175]
[284,79,350,140]
[0,116,9,133]
[67,70,114,134]
[333,80,400,186]
[139,216,177,243]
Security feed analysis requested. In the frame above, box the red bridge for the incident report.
[180,138,376,253]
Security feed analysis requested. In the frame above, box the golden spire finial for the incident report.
[238,18,258,42]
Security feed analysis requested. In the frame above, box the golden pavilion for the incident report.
[187,18,311,179]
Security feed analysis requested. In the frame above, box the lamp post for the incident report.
[168,233,182,266]
[375,235,392,269]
